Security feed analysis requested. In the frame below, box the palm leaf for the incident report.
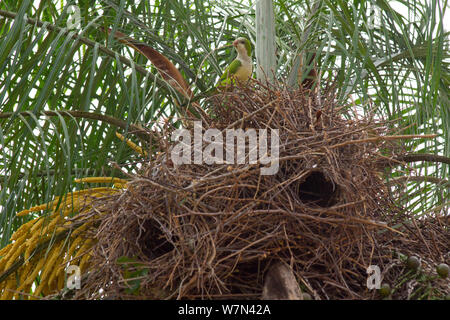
[106,28,193,99]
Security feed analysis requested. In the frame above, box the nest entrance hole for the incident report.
[140,221,174,260]
[296,171,338,207]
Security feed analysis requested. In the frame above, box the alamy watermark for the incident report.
[66,5,81,30]
[66,265,81,290]
[171,121,280,175]
[366,265,382,289]
[367,3,382,29]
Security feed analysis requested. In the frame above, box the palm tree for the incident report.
[0,0,448,298]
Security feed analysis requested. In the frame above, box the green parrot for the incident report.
[217,37,253,87]
[178,37,253,110]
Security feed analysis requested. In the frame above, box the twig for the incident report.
[328,134,438,149]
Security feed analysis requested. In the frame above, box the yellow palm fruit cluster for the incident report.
[115,131,148,157]
[0,178,126,300]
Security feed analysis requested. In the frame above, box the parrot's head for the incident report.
[233,37,252,57]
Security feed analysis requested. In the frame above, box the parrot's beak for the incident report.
[233,39,238,47]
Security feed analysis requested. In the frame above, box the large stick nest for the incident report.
[75,81,449,299]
